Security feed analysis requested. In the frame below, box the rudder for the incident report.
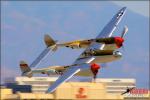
[44,34,56,47]
[20,61,32,77]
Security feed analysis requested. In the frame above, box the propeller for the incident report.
[101,63,108,68]
[121,25,128,38]
[90,63,100,82]
[114,25,128,49]
[121,25,128,51]
[122,44,125,52]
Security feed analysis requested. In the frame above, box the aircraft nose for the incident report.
[113,51,122,58]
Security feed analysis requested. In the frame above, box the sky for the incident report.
[113,1,149,17]
[1,1,149,89]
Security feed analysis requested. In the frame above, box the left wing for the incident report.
[30,47,51,68]
[29,34,57,68]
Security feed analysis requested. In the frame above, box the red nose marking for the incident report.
[91,63,100,74]
[114,37,124,48]
[91,63,100,70]
[91,63,100,79]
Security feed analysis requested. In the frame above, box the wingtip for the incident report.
[123,7,127,9]
[45,88,54,93]
[122,7,127,11]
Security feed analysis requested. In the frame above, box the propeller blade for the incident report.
[122,44,125,52]
[121,25,128,38]
[30,47,51,68]
[101,63,108,68]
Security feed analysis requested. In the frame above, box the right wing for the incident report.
[46,66,81,93]
[46,64,90,93]
[73,7,127,64]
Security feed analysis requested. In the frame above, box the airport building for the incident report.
[1,76,149,100]
[15,77,136,94]
[15,77,58,93]
[96,78,136,94]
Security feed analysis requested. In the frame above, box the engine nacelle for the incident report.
[95,37,124,48]
[41,69,63,76]
[47,69,57,75]
[83,50,114,56]
[95,37,115,44]
[83,50,122,59]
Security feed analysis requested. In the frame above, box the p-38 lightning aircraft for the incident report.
[20,7,127,93]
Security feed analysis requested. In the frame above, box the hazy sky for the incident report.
[1,1,149,88]
[113,1,149,17]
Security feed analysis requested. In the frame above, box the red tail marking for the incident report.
[20,64,28,67]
